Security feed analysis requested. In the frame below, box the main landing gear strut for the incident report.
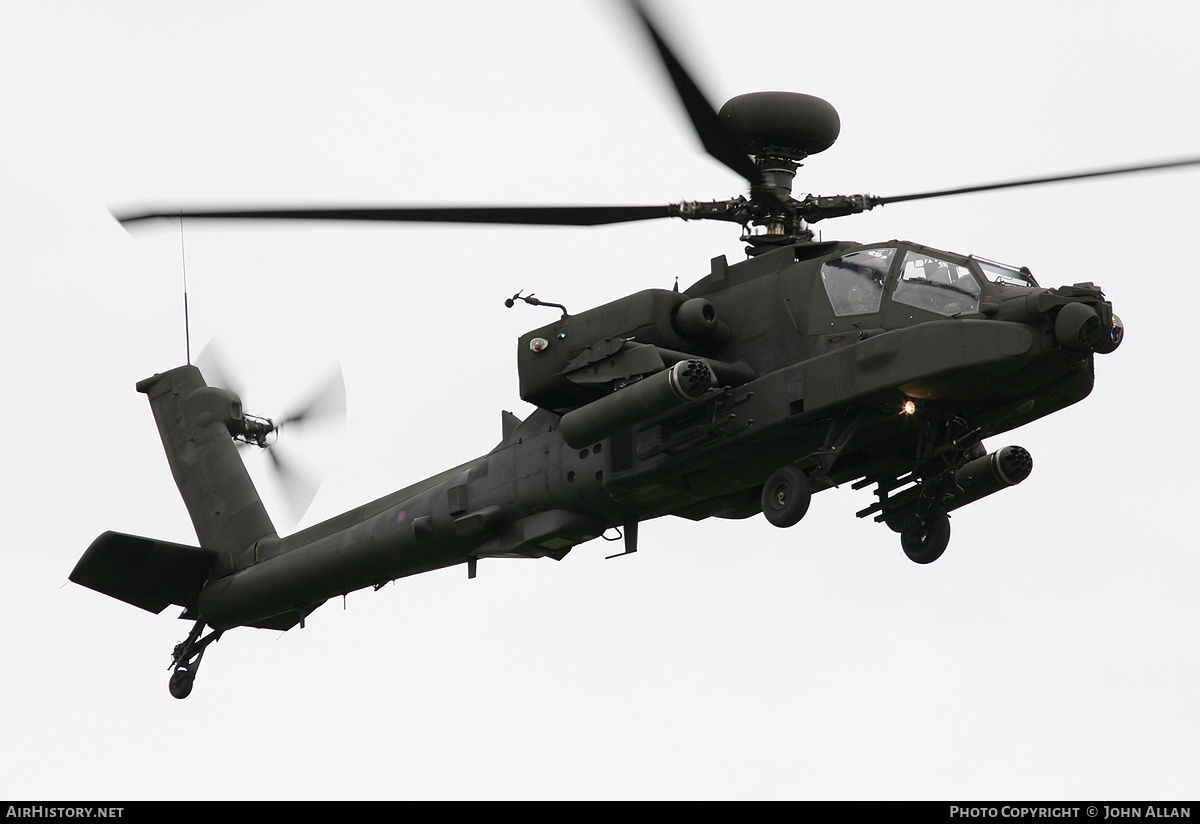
[168,619,223,699]
[760,411,1018,565]
[759,457,954,563]
[857,413,992,564]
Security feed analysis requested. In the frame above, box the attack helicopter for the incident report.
[71,1,1200,699]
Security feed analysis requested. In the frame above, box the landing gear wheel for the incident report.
[165,619,223,699]
[761,466,812,528]
[168,667,195,700]
[900,509,951,564]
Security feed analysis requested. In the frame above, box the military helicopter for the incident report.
[70,1,1200,699]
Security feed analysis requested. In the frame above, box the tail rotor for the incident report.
[196,341,346,527]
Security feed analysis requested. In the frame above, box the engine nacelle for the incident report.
[672,298,730,346]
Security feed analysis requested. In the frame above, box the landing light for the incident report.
[901,400,917,416]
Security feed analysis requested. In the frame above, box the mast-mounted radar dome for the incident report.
[718,91,841,160]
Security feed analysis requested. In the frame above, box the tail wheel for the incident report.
[900,509,951,564]
[168,667,195,700]
[166,619,222,699]
[761,466,812,528]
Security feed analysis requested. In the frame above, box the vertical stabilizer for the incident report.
[136,365,277,576]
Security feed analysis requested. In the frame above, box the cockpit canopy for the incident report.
[893,252,979,316]
[820,247,892,315]
[819,243,1034,319]
[973,257,1038,288]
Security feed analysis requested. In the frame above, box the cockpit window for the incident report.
[973,257,1038,288]
[893,252,981,316]
[820,247,894,316]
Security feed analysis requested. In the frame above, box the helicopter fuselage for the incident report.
[69,234,1122,701]
[67,0,1168,702]
[176,237,1118,631]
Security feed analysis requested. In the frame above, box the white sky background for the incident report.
[2,0,1198,801]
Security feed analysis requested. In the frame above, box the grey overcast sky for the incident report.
[3,0,1199,800]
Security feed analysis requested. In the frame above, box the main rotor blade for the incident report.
[114,204,680,227]
[877,156,1200,206]
[625,0,762,187]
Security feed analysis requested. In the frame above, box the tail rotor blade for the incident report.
[266,446,320,526]
[278,365,346,429]
[195,339,246,400]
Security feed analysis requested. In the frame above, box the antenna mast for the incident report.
[179,215,191,365]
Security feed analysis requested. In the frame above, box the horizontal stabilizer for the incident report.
[70,531,217,614]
